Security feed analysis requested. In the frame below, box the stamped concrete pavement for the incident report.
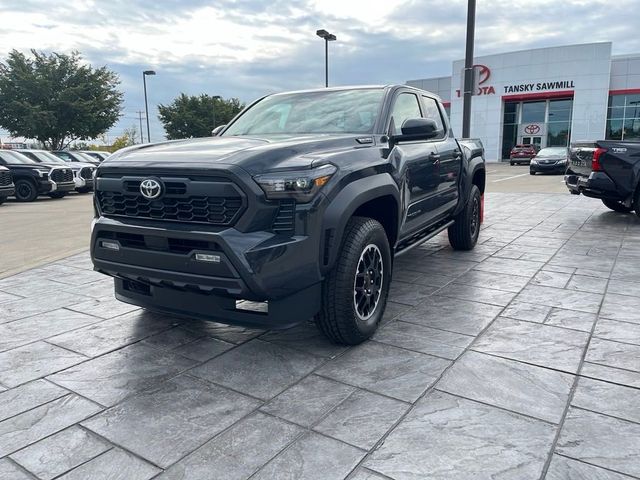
[1,192,640,479]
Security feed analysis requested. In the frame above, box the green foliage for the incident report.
[109,126,138,152]
[0,49,124,150]
[158,93,244,140]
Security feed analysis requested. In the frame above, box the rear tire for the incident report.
[633,190,640,219]
[315,217,391,345]
[14,179,38,202]
[510,161,514,166]
[77,187,91,194]
[602,199,632,213]
[448,185,481,251]
[48,192,67,199]
[0,196,6,205]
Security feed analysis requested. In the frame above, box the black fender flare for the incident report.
[453,156,486,217]
[320,173,400,273]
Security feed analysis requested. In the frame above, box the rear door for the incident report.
[421,95,460,214]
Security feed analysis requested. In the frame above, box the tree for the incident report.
[109,126,138,152]
[158,93,244,140]
[0,49,124,150]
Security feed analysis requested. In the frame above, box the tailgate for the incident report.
[568,142,597,177]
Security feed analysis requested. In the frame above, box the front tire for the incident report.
[0,196,6,205]
[48,192,67,199]
[14,179,38,202]
[602,199,632,213]
[448,184,481,251]
[530,171,536,175]
[315,217,391,345]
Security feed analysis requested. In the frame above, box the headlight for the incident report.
[253,164,336,202]
[35,169,49,177]
[530,159,538,164]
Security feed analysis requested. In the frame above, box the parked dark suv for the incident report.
[0,165,15,204]
[92,85,486,344]
[0,150,75,201]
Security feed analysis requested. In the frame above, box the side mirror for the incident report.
[391,118,441,145]
[211,125,226,136]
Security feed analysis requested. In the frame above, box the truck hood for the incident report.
[103,134,371,175]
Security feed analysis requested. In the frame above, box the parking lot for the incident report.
[1,167,640,479]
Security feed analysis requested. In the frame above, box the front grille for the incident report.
[80,167,94,180]
[0,170,12,187]
[272,200,296,234]
[51,168,73,183]
[96,191,243,225]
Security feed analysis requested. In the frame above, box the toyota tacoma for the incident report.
[91,85,486,344]
[565,140,640,217]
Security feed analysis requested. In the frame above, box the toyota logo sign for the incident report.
[140,179,162,199]
[524,124,541,135]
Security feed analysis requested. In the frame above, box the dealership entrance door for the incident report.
[501,96,573,159]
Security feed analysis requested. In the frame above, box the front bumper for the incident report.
[74,177,94,190]
[0,185,15,198]
[90,214,324,328]
[530,162,566,174]
[39,179,76,194]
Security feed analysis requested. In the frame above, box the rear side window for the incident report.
[421,96,446,139]
[389,93,422,135]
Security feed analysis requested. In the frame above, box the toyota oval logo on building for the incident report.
[140,179,162,199]
[474,64,491,85]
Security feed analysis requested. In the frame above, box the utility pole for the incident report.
[137,111,145,143]
[462,0,476,138]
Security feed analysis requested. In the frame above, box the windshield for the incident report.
[537,147,567,157]
[20,151,66,164]
[223,88,385,136]
[0,150,37,164]
[75,152,99,163]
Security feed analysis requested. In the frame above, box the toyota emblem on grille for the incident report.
[140,179,162,199]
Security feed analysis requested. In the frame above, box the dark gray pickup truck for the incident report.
[565,140,640,216]
[91,85,486,344]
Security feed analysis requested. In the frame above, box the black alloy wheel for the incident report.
[14,179,38,202]
[448,184,481,251]
[315,216,391,345]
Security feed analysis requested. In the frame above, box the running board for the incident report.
[394,220,454,257]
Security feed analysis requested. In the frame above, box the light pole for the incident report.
[462,0,476,139]
[212,95,221,129]
[316,29,336,87]
[142,70,156,142]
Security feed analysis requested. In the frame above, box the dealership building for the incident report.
[407,42,640,161]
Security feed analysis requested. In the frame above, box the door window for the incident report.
[421,96,445,139]
[389,93,422,135]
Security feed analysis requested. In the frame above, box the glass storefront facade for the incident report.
[606,93,640,141]
[501,97,573,159]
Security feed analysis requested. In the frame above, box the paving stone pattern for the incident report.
[1,192,639,479]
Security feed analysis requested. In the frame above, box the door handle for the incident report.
[429,153,441,162]
[453,149,463,160]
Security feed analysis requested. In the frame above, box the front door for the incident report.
[386,91,442,238]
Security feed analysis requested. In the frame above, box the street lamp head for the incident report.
[316,29,336,41]
[143,70,156,76]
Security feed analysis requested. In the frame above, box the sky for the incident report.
[1,0,639,143]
